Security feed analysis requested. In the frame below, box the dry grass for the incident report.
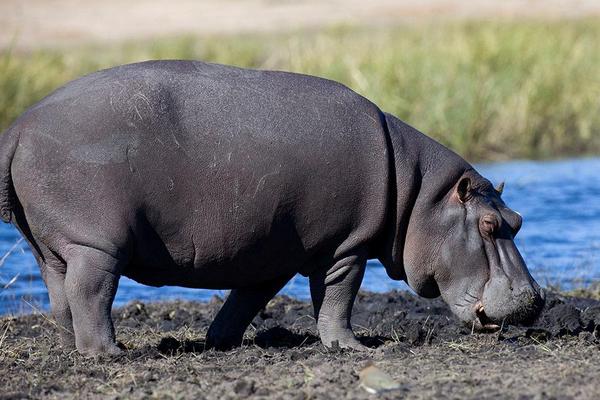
[2,20,600,161]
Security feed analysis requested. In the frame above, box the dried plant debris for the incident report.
[0,290,599,399]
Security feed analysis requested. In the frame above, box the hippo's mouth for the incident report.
[474,303,501,332]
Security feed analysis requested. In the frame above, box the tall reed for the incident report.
[2,20,599,160]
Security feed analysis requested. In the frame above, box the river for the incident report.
[0,157,598,315]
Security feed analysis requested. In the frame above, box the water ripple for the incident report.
[0,157,598,314]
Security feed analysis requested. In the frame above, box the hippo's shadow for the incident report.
[155,327,319,356]
[255,328,388,349]
[157,336,206,355]
[253,327,320,348]
[357,335,388,348]
[156,327,388,356]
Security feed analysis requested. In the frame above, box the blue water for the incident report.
[0,157,599,315]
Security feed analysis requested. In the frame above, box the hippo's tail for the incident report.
[0,126,20,223]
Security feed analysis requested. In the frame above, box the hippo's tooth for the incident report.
[474,304,501,331]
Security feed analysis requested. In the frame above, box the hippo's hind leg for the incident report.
[310,249,367,350]
[64,245,123,355]
[206,274,293,350]
[41,258,75,349]
[21,237,75,349]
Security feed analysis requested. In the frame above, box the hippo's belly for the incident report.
[122,206,318,289]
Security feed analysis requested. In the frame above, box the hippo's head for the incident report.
[396,170,545,330]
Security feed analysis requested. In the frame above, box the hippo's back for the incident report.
[9,60,391,287]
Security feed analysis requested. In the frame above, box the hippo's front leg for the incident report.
[310,249,367,350]
[206,274,293,350]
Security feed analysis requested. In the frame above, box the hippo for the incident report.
[0,60,544,354]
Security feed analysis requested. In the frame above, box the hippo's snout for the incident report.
[480,279,545,326]
[472,232,546,327]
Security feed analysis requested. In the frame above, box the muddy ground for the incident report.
[1,290,599,399]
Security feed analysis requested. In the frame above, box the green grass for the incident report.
[2,20,600,161]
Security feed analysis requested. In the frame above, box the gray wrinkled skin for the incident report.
[0,61,544,354]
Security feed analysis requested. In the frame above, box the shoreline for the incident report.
[1,289,599,399]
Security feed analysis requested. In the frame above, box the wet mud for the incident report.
[1,290,599,399]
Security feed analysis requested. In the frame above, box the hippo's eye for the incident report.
[479,215,499,236]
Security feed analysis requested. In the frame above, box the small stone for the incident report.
[359,363,401,394]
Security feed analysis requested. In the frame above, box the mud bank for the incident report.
[1,290,599,399]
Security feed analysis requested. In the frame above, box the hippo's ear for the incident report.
[457,177,472,203]
[495,181,505,196]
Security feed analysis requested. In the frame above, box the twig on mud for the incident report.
[447,341,471,353]
[315,346,327,356]
[298,335,311,348]
[391,325,401,343]
[251,343,274,358]
[425,325,435,343]
[530,336,553,353]
[496,319,506,340]
[0,320,11,349]
[352,323,373,337]
[21,298,73,335]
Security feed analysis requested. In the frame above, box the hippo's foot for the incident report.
[318,320,368,351]
[205,328,243,351]
[78,342,124,356]
[310,249,368,352]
